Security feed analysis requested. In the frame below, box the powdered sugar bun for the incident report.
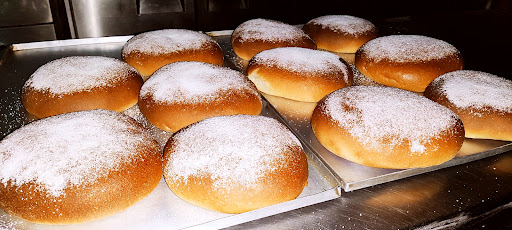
[247,47,352,102]
[231,18,316,60]
[302,15,378,53]
[122,29,224,77]
[355,35,464,92]
[139,62,262,132]
[425,70,512,141]
[0,110,162,224]
[311,86,465,169]
[163,115,308,213]
[21,56,143,118]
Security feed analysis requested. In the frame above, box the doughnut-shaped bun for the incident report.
[163,115,308,213]
[22,56,143,118]
[247,47,352,102]
[139,62,262,132]
[122,29,224,77]
[302,15,378,53]
[311,86,465,169]
[355,35,464,92]
[231,18,316,60]
[425,70,512,141]
[0,110,162,224]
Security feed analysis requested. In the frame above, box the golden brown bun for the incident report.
[122,29,224,77]
[231,18,316,60]
[21,56,143,119]
[0,110,162,224]
[247,47,352,102]
[311,86,465,169]
[355,35,464,92]
[138,62,262,132]
[302,15,378,53]
[424,70,512,141]
[163,115,308,213]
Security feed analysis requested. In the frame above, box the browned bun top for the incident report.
[122,29,224,77]
[163,115,308,214]
[247,47,353,102]
[303,15,378,53]
[138,61,262,132]
[355,35,464,92]
[21,56,143,118]
[311,86,465,169]
[425,70,512,141]
[0,110,162,224]
[231,18,316,60]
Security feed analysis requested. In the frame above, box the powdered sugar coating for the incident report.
[122,29,217,55]
[24,56,138,94]
[0,110,157,197]
[165,115,302,190]
[360,35,460,63]
[323,86,459,153]
[306,15,376,36]
[233,18,310,43]
[431,70,512,113]
[140,62,260,104]
[252,47,351,83]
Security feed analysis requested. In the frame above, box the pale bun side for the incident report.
[246,47,352,102]
[302,15,378,53]
[424,70,512,141]
[231,18,316,60]
[355,35,464,92]
[0,110,162,224]
[163,115,308,214]
[122,29,224,77]
[311,86,465,169]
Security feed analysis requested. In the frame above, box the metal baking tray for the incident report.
[0,36,341,229]
[205,30,512,192]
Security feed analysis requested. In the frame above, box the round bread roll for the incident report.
[424,70,512,141]
[0,110,162,224]
[302,15,378,53]
[163,115,308,213]
[21,56,143,118]
[231,18,317,60]
[311,86,465,169]
[355,35,464,92]
[247,47,352,102]
[122,29,224,77]
[138,61,262,132]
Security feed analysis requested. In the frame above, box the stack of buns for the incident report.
[2,14,510,225]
